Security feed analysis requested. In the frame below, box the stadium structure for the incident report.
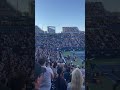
[62,27,80,33]
[47,26,56,34]
[35,26,85,62]
[86,1,120,90]
[86,2,120,59]
[0,0,34,89]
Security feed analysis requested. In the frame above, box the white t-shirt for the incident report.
[39,66,53,90]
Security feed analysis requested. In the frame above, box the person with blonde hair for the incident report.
[67,68,85,90]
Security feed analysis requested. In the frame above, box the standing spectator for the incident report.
[38,57,53,90]
[64,67,71,84]
[67,68,85,90]
[52,62,58,78]
[34,62,46,90]
[55,67,67,90]
[46,61,54,80]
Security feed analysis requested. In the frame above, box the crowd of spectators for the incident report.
[35,32,85,90]
[86,29,120,58]
[35,32,85,63]
[36,32,85,51]
[35,56,85,90]
[0,30,34,90]
[35,47,58,62]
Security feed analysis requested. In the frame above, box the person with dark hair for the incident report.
[54,67,67,90]
[52,62,58,78]
[50,62,53,68]
[64,66,71,83]
[38,57,47,66]
[38,57,54,90]
[34,62,46,90]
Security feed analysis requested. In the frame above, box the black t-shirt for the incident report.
[54,76,67,90]
[64,72,71,83]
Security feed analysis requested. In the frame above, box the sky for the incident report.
[35,0,85,33]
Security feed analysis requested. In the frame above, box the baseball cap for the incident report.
[35,62,46,80]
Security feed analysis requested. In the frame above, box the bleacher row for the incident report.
[96,65,120,79]
[36,33,85,50]
[86,29,120,58]
[95,64,120,89]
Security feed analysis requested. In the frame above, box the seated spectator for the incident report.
[55,67,67,90]
[67,68,85,90]
[38,57,54,90]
